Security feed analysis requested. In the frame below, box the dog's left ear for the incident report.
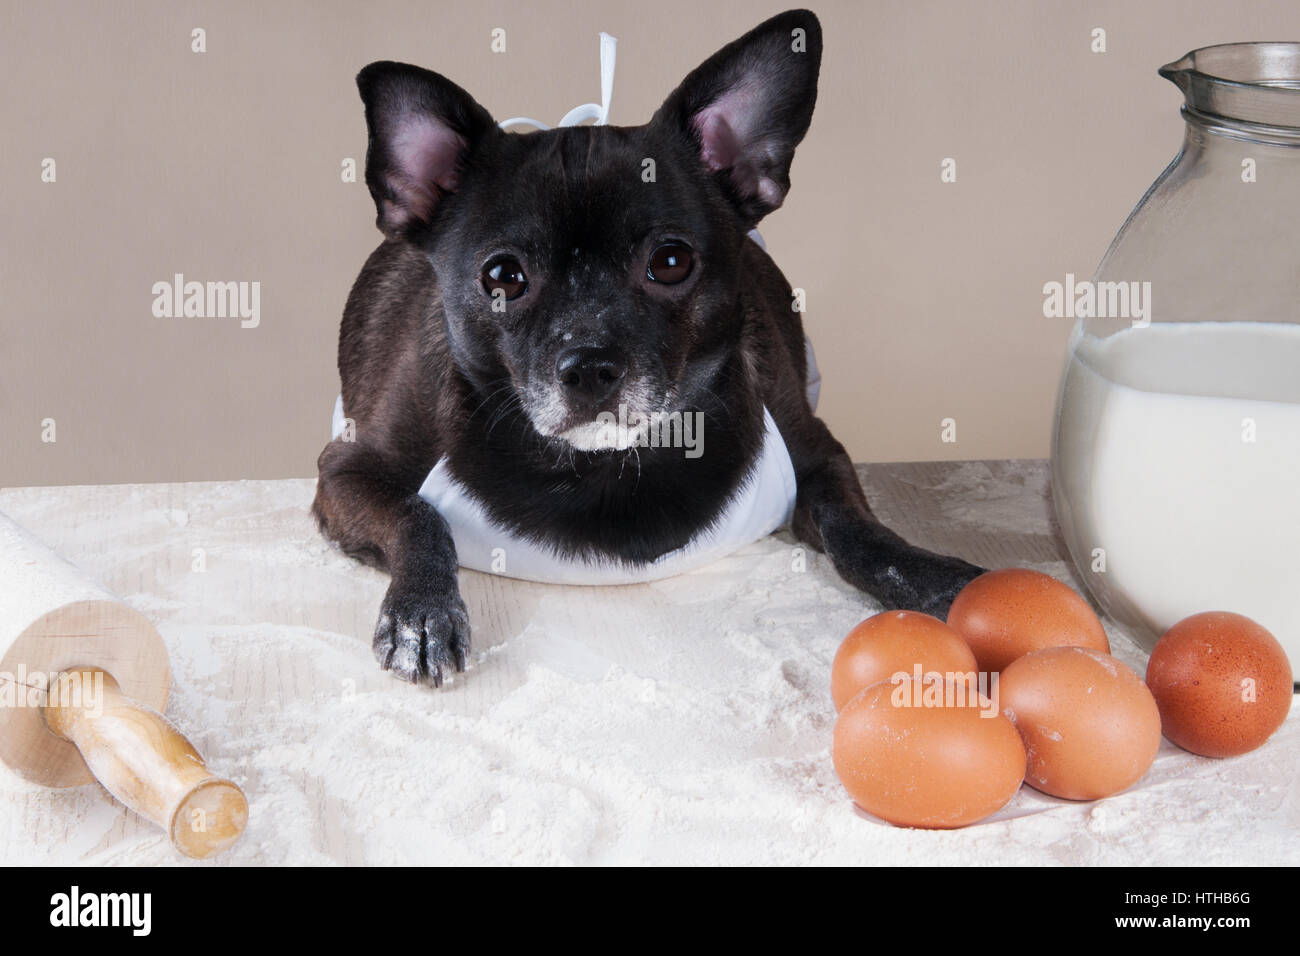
[357,61,499,240]
[651,9,822,226]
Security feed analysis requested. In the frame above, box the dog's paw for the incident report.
[822,518,985,620]
[910,553,985,620]
[373,580,471,687]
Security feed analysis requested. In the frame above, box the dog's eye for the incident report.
[647,243,693,284]
[481,258,528,300]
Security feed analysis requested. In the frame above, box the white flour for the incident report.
[0,469,1295,865]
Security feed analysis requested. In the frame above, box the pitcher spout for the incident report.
[1157,42,1300,134]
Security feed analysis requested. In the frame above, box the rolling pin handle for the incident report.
[43,666,248,859]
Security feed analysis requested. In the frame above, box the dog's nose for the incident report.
[556,347,627,402]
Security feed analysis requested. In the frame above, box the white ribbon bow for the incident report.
[492,31,768,254]
[498,32,618,131]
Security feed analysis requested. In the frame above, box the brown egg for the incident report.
[1146,611,1293,758]
[832,677,1026,828]
[830,610,979,711]
[999,646,1161,800]
[947,568,1109,674]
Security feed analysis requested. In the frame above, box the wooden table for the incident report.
[0,461,1295,865]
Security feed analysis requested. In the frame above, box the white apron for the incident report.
[330,335,819,585]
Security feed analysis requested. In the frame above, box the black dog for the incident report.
[313,9,983,685]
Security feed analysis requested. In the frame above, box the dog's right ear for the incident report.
[651,9,821,227]
[357,62,498,239]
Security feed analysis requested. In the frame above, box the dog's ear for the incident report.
[651,9,821,226]
[356,61,499,239]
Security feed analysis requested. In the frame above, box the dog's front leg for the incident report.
[789,420,984,618]
[313,440,469,686]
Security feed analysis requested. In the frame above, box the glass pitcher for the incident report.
[1051,43,1300,672]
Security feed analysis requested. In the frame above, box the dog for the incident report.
[312,9,984,686]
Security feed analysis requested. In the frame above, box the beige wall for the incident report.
[4,0,1299,486]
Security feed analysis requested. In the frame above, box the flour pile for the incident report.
[0,465,1294,865]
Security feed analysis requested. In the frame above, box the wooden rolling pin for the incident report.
[0,510,247,859]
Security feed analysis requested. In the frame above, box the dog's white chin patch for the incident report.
[557,419,650,451]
